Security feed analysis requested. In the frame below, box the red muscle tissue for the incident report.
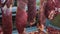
[1,0,13,34]
[16,0,27,34]
[28,0,36,25]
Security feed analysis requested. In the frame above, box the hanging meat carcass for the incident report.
[45,0,60,33]
[39,0,60,33]
[38,0,46,32]
[16,0,28,34]
[1,0,13,34]
[27,0,36,26]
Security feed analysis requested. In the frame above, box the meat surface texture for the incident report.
[27,0,36,24]
[1,0,13,34]
[16,0,27,34]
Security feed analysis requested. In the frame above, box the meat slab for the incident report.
[27,0,36,25]
[1,0,13,34]
[16,0,28,34]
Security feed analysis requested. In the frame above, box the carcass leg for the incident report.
[38,0,46,32]
[16,0,27,34]
[2,6,12,34]
[1,0,13,34]
[27,0,36,26]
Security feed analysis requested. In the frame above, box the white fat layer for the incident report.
[58,8,60,12]
[2,5,7,14]
[2,5,12,16]
[48,10,55,19]
[17,1,26,11]
[55,7,60,12]
[1,0,6,3]
[53,0,55,3]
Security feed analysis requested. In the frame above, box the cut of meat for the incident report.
[1,0,13,34]
[45,0,60,19]
[39,0,60,33]
[16,0,27,34]
[27,0,36,25]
